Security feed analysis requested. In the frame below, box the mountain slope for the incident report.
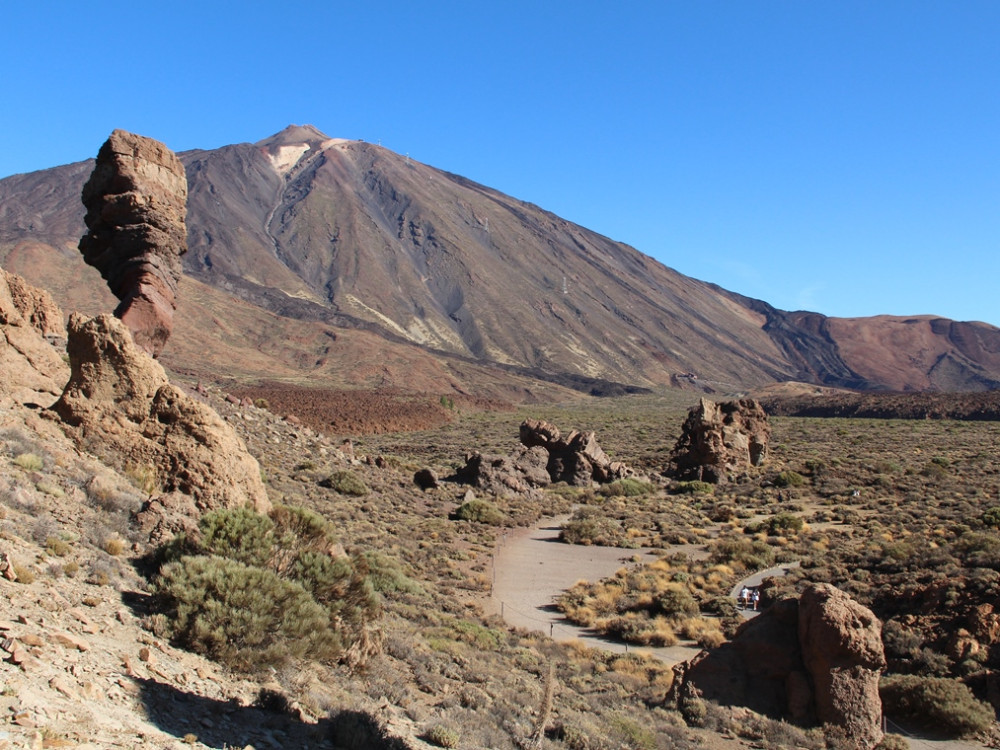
[2,124,999,393]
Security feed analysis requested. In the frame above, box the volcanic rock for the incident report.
[0,267,69,406]
[798,583,886,748]
[455,448,550,496]
[78,129,187,357]
[670,398,771,483]
[676,583,885,748]
[518,418,634,486]
[53,313,269,540]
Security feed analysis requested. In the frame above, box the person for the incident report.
[739,586,750,609]
[752,589,760,611]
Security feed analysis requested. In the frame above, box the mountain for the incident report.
[3,124,1000,395]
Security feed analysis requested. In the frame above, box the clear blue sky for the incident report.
[3,2,998,325]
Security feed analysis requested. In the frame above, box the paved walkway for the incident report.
[487,515,701,664]
[730,562,800,619]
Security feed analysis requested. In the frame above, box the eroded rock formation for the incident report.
[79,130,187,357]
[674,583,885,748]
[519,418,634,485]
[670,398,771,483]
[53,313,269,541]
[0,267,69,406]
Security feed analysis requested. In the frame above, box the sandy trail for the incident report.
[487,515,701,664]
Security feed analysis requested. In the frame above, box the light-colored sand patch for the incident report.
[267,144,311,174]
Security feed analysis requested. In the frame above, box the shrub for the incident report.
[673,481,715,495]
[774,471,806,488]
[560,511,623,546]
[599,478,654,497]
[454,498,505,525]
[319,470,370,496]
[981,506,1000,529]
[156,555,341,671]
[879,674,994,737]
[656,585,699,618]
[765,512,804,535]
[424,725,460,748]
[154,505,381,672]
[13,453,43,471]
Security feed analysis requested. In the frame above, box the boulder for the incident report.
[519,419,634,486]
[0,268,69,407]
[798,583,886,748]
[676,583,885,748]
[670,398,771,483]
[78,130,187,357]
[54,313,269,539]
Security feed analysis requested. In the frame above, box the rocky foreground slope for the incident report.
[3,125,1000,395]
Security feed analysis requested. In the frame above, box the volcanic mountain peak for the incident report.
[255,124,351,175]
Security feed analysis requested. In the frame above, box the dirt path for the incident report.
[487,515,702,664]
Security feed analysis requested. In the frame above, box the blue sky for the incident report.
[3,2,998,325]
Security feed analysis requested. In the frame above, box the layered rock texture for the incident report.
[53,313,269,540]
[4,125,1000,396]
[676,583,885,749]
[670,398,771,483]
[519,418,634,485]
[0,267,68,406]
[78,130,187,357]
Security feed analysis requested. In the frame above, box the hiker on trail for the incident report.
[752,589,760,611]
[739,586,750,609]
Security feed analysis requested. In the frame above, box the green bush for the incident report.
[709,537,775,570]
[879,674,994,737]
[425,725,460,748]
[13,453,43,471]
[774,470,806,488]
[156,555,341,670]
[673,480,715,495]
[656,585,699,618]
[599,478,654,497]
[154,505,381,672]
[319,470,370,496]
[560,510,624,546]
[454,498,505,525]
[981,506,1000,529]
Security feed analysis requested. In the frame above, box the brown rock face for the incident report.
[79,130,187,357]
[54,313,269,540]
[0,267,69,406]
[670,398,771,483]
[519,418,634,486]
[678,583,885,748]
[798,583,886,749]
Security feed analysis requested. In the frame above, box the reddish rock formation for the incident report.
[79,130,187,357]
[798,583,886,748]
[53,313,269,541]
[519,418,634,486]
[670,398,771,483]
[0,267,69,406]
[675,583,885,748]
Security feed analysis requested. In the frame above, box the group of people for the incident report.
[738,586,760,611]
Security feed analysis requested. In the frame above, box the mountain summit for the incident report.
[2,127,1000,395]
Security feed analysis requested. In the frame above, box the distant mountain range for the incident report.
[2,124,999,397]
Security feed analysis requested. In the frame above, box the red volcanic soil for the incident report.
[230,383,513,436]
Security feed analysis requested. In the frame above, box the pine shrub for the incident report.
[154,504,381,672]
[454,498,505,525]
[879,674,994,737]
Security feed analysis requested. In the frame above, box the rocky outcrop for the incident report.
[670,398,771,483]
[0,268,69,406]
[455,448,551,496]
[519,418,634,485]
[675,583,885,748]
[78,130,187,357]
[53,313,269,541]
[798,584,886,748]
